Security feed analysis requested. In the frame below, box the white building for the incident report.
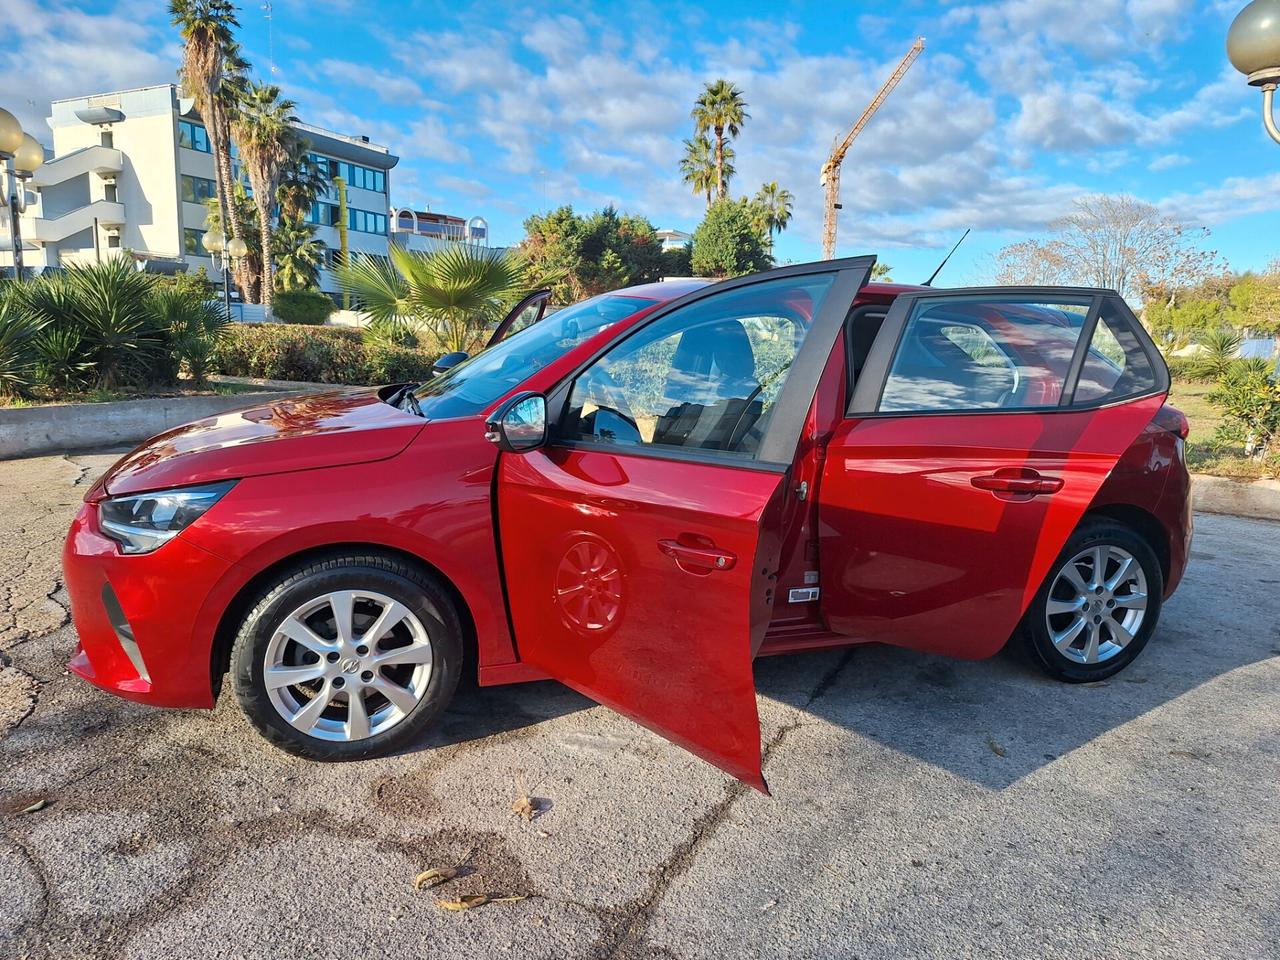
[2,83,488,298]
[655,228,692,252]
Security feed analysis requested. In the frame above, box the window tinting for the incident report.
[1073,300,1158,404]
[563,274,834,459]
[178,120,210,153]
[181,175,217,205]
[879,298,1091,413]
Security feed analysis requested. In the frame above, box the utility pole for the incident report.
[821,38,925,260]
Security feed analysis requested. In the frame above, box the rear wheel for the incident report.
[231,553,462,760]
[1021,520,1163,683]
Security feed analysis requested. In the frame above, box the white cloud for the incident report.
[1159,172,1280,225]
[1148,152,1191,171]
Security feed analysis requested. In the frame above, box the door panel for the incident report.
[818,396,1163,658]
[820,288,1169,659]
[487,290,551,348]
[498,448,784,791]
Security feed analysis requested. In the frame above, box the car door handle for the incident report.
[658,538,737,573]
[971,469,1064,496]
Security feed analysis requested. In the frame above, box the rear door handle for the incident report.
[971,469,1064,496]
[658,538,737,573]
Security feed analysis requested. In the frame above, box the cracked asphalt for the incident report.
[1,449,1278,960]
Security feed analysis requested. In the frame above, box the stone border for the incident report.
[0,391,305,460]
[1190,474,1280,523]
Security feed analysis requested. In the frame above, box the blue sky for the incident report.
[8,0,1280,284]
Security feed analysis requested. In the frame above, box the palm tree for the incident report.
[691,79,748,200]
[231,82,299,308]
[277,139,328,222]
[170,1,242,278]
[680,136,734,209]
[754,182,794,246]
[338,245,543,354]
[273,216,325,292]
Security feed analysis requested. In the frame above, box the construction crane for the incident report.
[821,37,925,260]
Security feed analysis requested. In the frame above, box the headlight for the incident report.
[99,481,236,554]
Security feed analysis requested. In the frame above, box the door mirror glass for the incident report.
[487,392,546,452]
[432,351,469,376]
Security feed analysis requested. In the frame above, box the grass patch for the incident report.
[0,381,265,409]
[1169,377,1276,480]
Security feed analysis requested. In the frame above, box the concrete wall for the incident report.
[0,392,294,460]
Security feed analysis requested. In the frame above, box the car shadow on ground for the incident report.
[753,534,1280,791]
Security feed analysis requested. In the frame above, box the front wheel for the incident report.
[1021,520,1163,683]
[230,552,463,760]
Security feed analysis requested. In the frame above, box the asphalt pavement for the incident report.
[1,450,1277,960]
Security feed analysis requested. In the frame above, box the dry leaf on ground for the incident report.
[1170,749,1208,761]
[414,867,460,890]
[986,737,1007,758]
[20,799,49,814]
[512,795,538,821]
[436,894,526,911]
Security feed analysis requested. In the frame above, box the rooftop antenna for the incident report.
[922,229,970,286]
[262,2,277,74]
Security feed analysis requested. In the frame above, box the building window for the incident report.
[100,130,114,148]
[183,228,205,255]
[178,120,211,153]
[330,159,386,194]
[181,174,218,205]
[107,233,121,248]
[104,183,118,203]
[347,208,387,235]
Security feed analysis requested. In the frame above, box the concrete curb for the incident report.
[1191,473,1280,523]
[0,391,305,460]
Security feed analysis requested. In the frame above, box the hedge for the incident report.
[273,289,336,325]
[212,323,440,385]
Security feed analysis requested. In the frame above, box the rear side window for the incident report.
[1072,300,1158,405]
[878,297,1091,413]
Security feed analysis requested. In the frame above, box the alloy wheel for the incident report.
[262,589,434,741]
[1045,544,1148,666]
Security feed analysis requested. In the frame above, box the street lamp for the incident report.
[202,229,248,322]
[0,109,44,278]
[1228,0,1280,145]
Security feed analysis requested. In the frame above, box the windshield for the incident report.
[413,294,659,420]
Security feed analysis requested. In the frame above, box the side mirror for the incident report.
[485,392,547,452]
[432,350,469,376]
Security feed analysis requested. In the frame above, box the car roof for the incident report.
[610,277,930,306]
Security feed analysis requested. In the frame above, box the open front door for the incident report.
[819,289,1169,659]
[487,290,551,348]
[497,259,874,790]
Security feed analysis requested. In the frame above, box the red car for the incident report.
[62,257,1192,791]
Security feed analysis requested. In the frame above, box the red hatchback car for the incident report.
[63,257,1191,790]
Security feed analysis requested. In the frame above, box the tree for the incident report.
[753,182,794,246]
[1226,271,1280,336]
[520,206,665,301]
[992,195,1223,302]
[680,136,732,208]
[691,80,748,201]
[336,176,350,310]
[338,244,546,354]
[871,262,893,281]
[231,82,299,309]
[1145,298,1225,348]
[277,142,329,222]
[273,215,324,292]
[691,198,772,279]
[170,1,250,297]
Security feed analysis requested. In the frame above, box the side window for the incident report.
[562,274,835,459]
[1073,300,1158,405]
[879,297,1091,413]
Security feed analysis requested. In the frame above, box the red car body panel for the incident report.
[497,448,784,793]
[817,394,1165,659]
[61,272,1193,790]
[103,391,424,496]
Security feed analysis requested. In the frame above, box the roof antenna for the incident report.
[922,229,970,286]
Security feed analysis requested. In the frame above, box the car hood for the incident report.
[99,390,426,497]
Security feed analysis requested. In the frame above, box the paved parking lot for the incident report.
[2,450,1278,960]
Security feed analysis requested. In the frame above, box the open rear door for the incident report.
[487,290,551,348]
[496,258,874,790]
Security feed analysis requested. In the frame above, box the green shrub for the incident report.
[149,287,230,386]
[691,199,772,278]
[1209,363,1280,460]
[273,289,336,325]
[0,295,46,398]
[1191,328,1243,381]
[213,322,439,384]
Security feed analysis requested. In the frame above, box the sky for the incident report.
[6,0,1279,285]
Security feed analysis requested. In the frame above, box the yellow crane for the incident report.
[821,37,925,260]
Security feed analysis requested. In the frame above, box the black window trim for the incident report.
[541,255,877,469]
[847,286,1169,419]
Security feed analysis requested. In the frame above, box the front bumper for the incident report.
[63,502,234,708]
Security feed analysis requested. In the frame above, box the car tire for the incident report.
[230,552,463,760]
[1021,519,1163,683]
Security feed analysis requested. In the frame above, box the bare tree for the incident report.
[993,195,1224,302]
